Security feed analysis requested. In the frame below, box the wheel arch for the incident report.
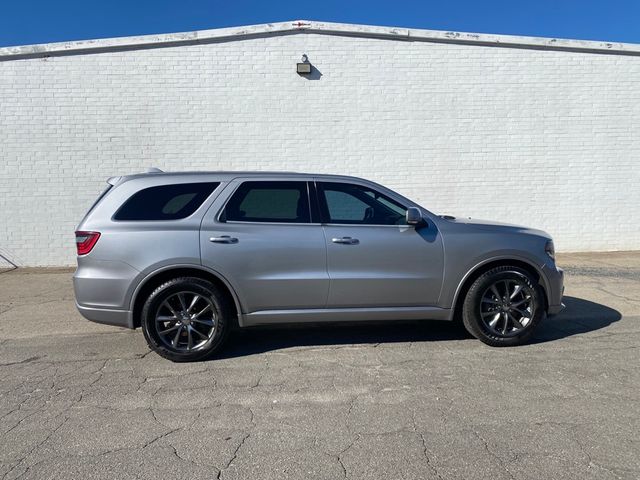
[451,257,550,321]
[129,265,242,329]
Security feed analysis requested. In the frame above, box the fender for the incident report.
[127,262,245,327]
[448,254,551,320]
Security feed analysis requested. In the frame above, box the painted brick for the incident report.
[1,26,639,266]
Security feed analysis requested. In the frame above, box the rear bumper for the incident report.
[76,302,133,329]
[73,258,139,328]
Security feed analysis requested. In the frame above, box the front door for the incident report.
[317,180,444,308]
[200,179,328,313]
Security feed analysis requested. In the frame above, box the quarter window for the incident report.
[113,183,219,221]
[318,182,407,225]
[222,181,311,223]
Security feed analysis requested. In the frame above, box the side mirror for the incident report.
[406,207,426,227]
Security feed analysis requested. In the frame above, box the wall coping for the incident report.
[2,19,640,61]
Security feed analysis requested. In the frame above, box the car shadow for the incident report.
[531,295,622,343]
[216,296,621,359]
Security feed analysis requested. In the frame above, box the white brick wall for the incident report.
[1,22,639,266]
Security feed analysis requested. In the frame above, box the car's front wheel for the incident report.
[462,266,544,346]
[141,277,232,362]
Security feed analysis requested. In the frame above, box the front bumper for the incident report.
[548,301,565,316]
[543,265,564,316]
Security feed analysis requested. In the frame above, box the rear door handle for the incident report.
[332,237,359,245]
[209,236,238,244]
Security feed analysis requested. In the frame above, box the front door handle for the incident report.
[209,236,239,244]
[332,237,359,245]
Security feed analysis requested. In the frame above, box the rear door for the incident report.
[317,180,444,308]
[200,178,328,313]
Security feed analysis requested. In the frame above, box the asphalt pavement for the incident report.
[1,252,639,479]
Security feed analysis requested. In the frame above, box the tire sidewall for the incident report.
[141,278,229,362]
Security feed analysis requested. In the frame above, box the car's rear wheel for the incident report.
[462,266,544,346]
[141,277,232,362]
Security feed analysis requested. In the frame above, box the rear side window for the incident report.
[113,183,219,221]
[222,181,310,223]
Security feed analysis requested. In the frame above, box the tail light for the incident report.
[75,231,101,255]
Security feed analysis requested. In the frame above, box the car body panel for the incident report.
[431,216,562,312]
[73,171,564,330]
[199,177,329,313]
[313,176,445,308]
[242,305,451,326]
[322,223,444,307]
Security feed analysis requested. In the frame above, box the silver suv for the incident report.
[74,171,564,361]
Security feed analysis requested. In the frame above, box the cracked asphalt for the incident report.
[1,252,639,480]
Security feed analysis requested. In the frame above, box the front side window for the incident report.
[113,182,219,221]
[318,182,407,225]
[222,181,310,223]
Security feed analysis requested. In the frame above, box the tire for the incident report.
[141,277,232,362]
[462,266,544,347]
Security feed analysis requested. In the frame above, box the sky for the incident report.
[1,0,639,48]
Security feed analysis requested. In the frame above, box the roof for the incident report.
[112,170,364,183]
[2,20,639,61]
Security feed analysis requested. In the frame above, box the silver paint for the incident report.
[73,171,564,329]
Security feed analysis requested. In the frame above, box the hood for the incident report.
[439,215,551,239]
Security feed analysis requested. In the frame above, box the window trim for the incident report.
[216,180,318,225]
[315,181,411,227]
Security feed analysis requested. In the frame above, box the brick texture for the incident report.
[1,32,639,266]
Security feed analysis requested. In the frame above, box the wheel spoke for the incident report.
[490,285,501,300]
[187,326,193,350]
[192,318,214,327]
[193,304,211,319]
[511,297,530,308]
[482,297,501,305]
[488,313,500,328]
[481,310,499,318]
[187,295,200,314]
[156,315,176,323]
[191,326,209,339]
[501,312,509,334]
[162,301,179,318]
[177,293,188,311]
[510,284,523,300]
[513,307,531,318]
[172,325,183,347]
[507,312,524,329]
[503,280,511,298]
[159,324,181,335]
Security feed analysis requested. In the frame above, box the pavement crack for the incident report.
[419,432,444,480]
[594,285,640,305]
[167,440,216,473]
[470,429,516,480]
[0,356,41,367]
[141,427,181,450]
[2,411,72,480]
[335,434,359,479]
[217,433,250,480]
[135,349,154,360]
[411,409,444,480]
[569,426,624,478]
